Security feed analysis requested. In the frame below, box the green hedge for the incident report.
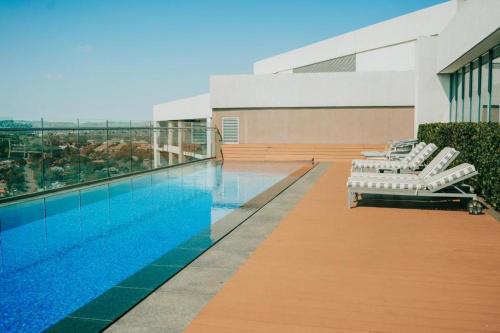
[417,122,500,210]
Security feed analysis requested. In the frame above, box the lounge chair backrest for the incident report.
[402,142,426,163]
[419,147,459,179]
[424,163,477,192]
[407,143,438,168]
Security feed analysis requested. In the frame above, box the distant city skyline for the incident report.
[0,0,446,121]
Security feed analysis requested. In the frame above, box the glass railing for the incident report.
[0,119,217,200]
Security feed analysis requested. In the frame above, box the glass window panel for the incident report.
[450,73,456,122]
[108,129,131,176]
[456,70,463,122]
[491,45,500,123]
[0,120,206,200]
[170,123,179,147]
[163,127,179,166]
[180,120,208,162]
[471,60,479,122]
[464,66,471,122]
[78,129,108,182]
[0,129,43,197]
[131,128,153,172]
[43,129,79,189]
[480,53,490,122]
[154,129,169,168]
[180,127,194,163]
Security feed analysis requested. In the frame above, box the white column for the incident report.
[206,117,213,158]
[167,121,174,165]
[177,120,184,163]
[153,121,160,168]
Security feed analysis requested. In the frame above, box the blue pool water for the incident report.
[0,161,299,333]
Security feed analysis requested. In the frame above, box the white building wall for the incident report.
[414,36,450,135]
[210,71,415,109]
[152,93,213,167]
[436,0,500,73]
[253,1,456,74]
[154,0,500,139]
[356,41,415,72]
[153,93,211,122]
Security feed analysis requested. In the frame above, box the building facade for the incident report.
[153,0,500,156]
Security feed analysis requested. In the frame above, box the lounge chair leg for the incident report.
[347,190,354,208]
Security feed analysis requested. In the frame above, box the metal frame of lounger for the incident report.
[347,165,482,214]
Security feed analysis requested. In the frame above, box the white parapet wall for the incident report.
[153,93,211,122]
[210,71,415,109]
[253,1,456,74]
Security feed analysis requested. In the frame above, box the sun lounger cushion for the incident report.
[352,143,435,171]
[350,172,418,180]
[347,178,425,190]
[425,163,477,192]
[406,143,437,169]
[353,142,426,169]
[419,147,458,178]
[401,142,426,163]
[352,160,411,170]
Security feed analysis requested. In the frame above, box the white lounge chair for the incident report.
[352,143,437,173]
[351,147,459,180]
[347,163,483,214]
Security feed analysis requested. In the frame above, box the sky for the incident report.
[0,0,447,121]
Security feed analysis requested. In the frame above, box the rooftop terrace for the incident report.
[105,161,500,332]
[185,162,500,332]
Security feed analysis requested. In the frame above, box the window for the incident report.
[450,73,456,122]
[491,45,500,123]
[480,52,490,122]
[186,119,207,144]
[222,117,239,144]
[471,60,479,122]
[464,66,471,122]
[456,69,463,122]
[448,44,499,123]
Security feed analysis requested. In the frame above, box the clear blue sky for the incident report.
[0,0,446,121]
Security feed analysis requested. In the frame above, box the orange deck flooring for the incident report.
[184,162,500,333]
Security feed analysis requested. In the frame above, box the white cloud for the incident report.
[43,73,63,80]
[76,44,95,53]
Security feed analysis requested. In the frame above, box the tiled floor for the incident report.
[184,162,500,332]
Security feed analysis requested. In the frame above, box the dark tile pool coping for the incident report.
[43,162,318,333]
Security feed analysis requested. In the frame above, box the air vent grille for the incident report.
[222,117,239,144]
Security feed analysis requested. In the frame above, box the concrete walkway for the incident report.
[184,162,500,332]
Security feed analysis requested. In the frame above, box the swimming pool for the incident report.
[0,160,303,333]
